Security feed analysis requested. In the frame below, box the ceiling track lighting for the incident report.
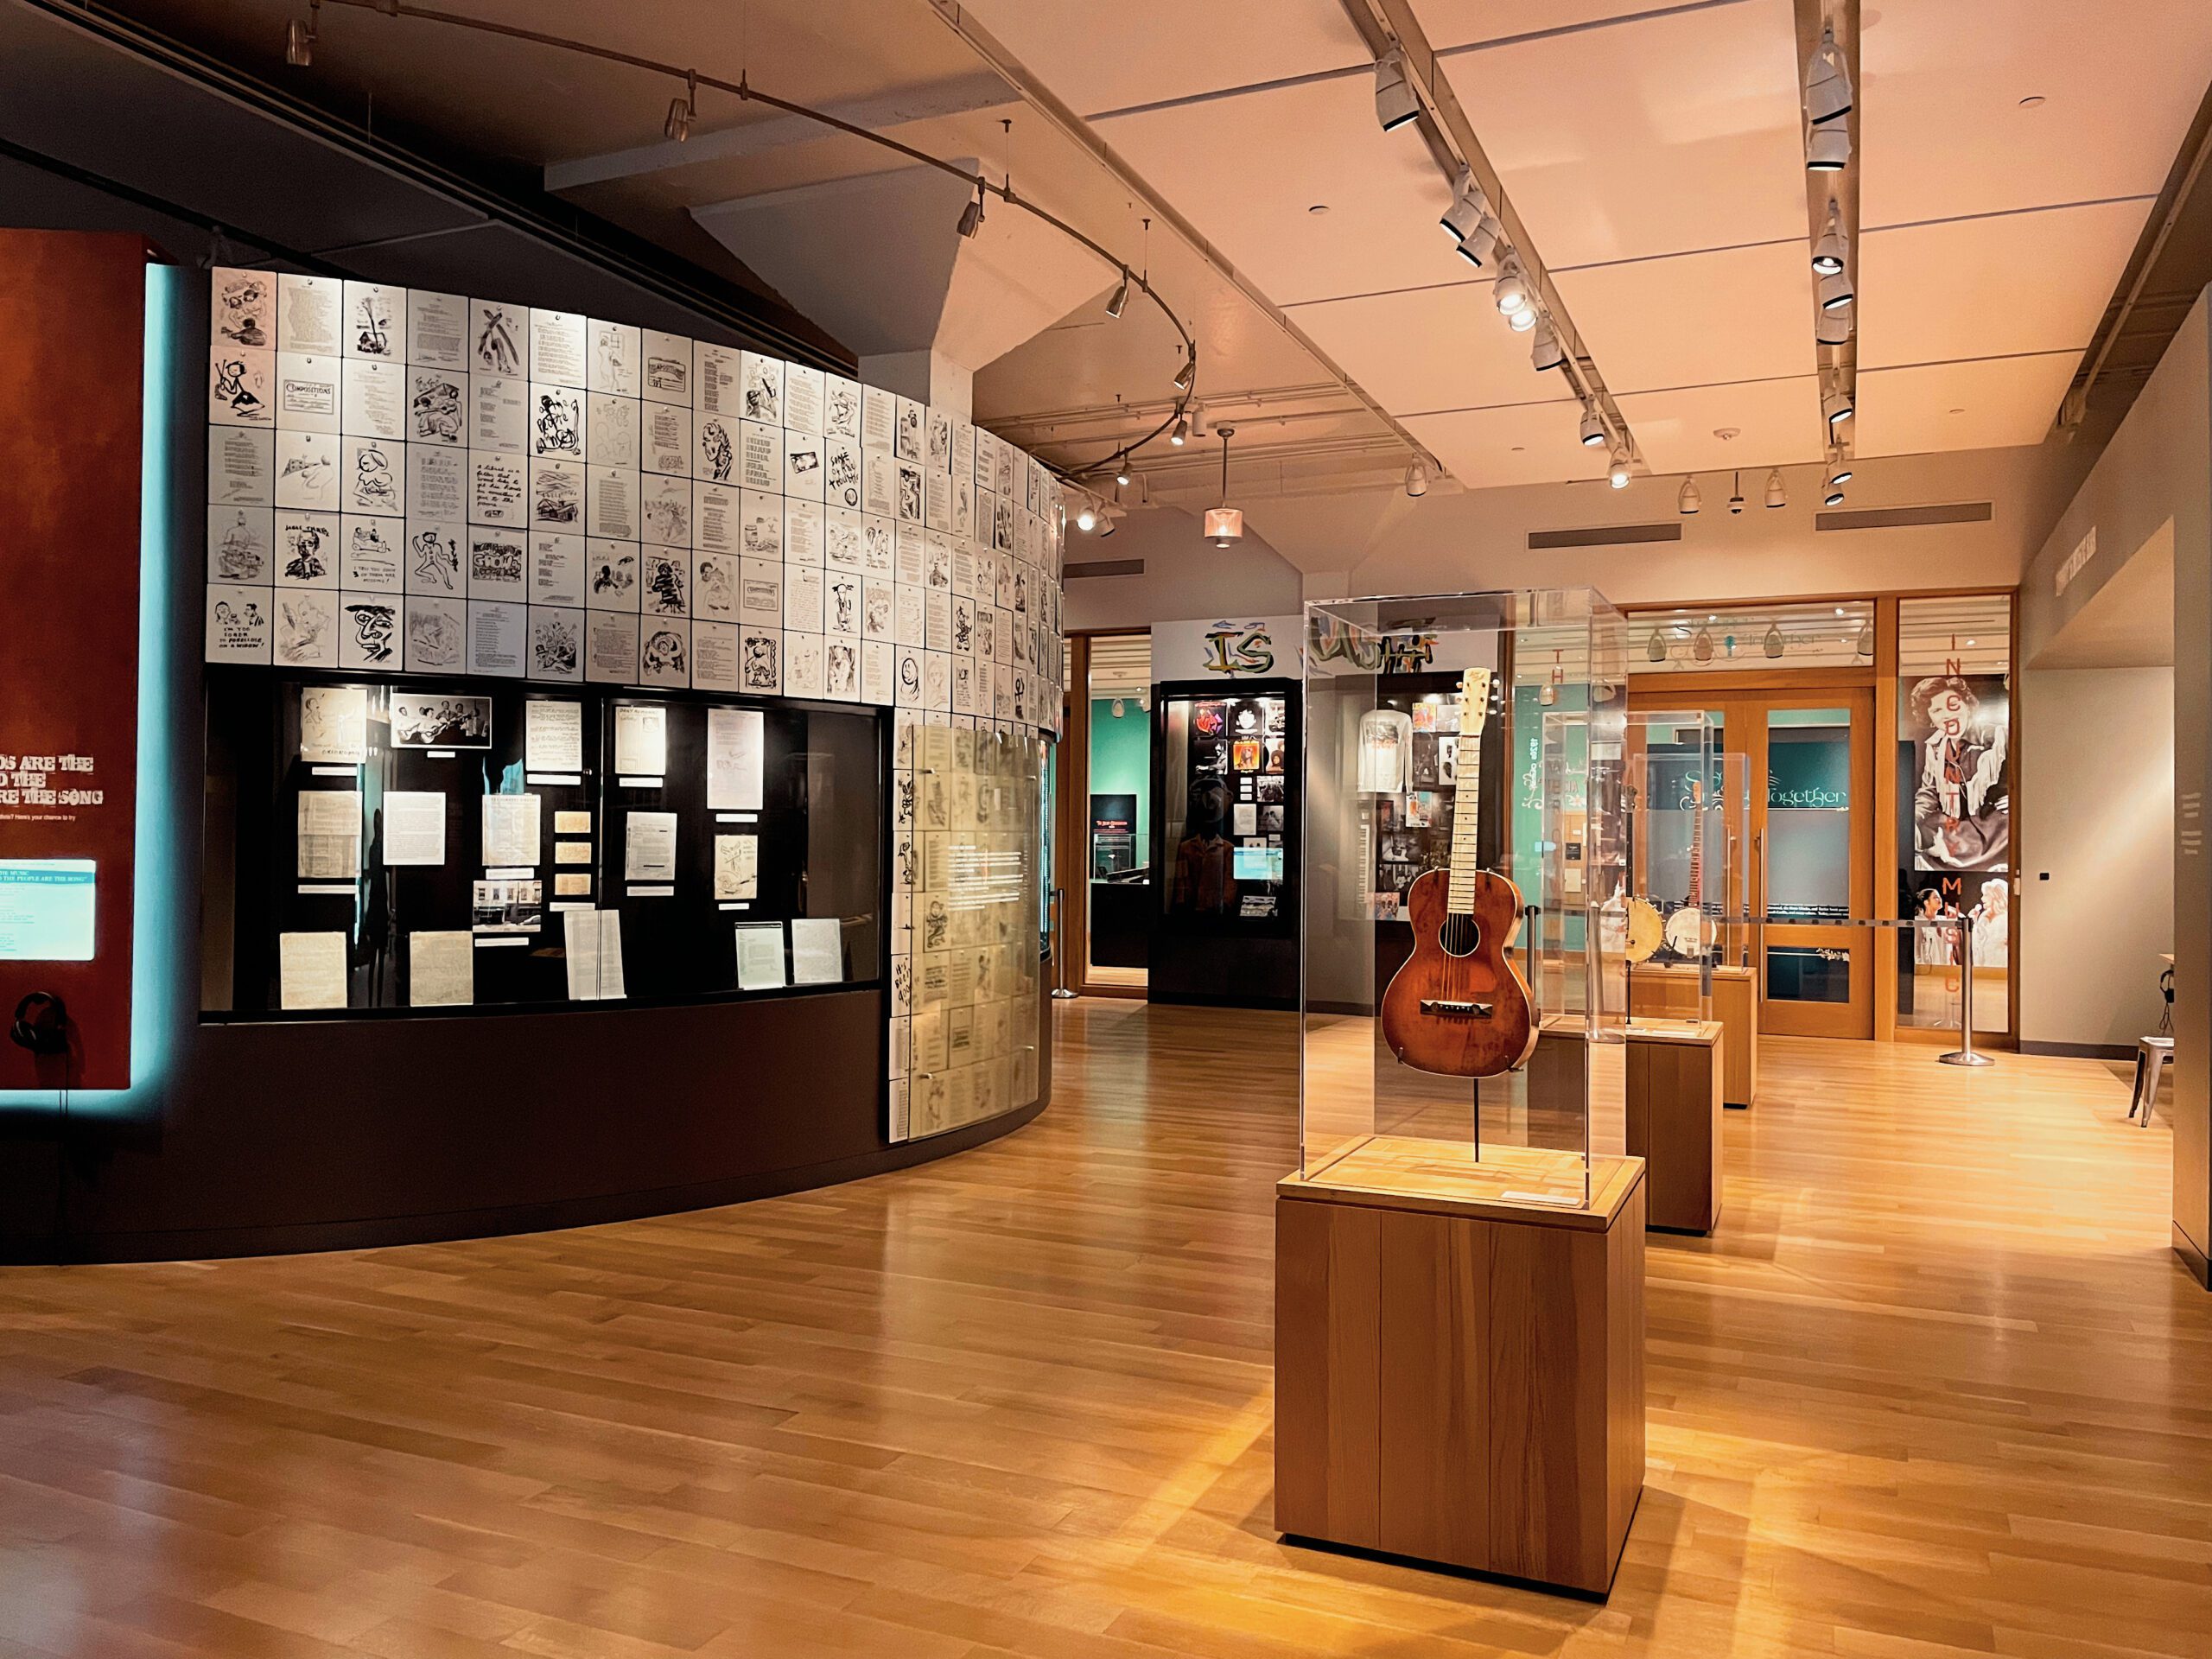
[956,181,985,238]
[1114,456,1132,488]
[1076,502,1097,532]
[1530,316,1567,373]
[1456,216,1500,269]
[1440,170,1491,242]
[1806,122,1851,172]
[1205,427,1244,547]
[1827,459,1853,486]
[1678,476,1701,516]
[1579,406,1607,448]
[1404,456,1429,499]
[1607,446,1631,490]
[1728,470,1745,514]
[1105,268,1130,320]
[1493,255,1531,316]
[1764,468,1787,510]
[1822,382,1855,427]
[664,68,697,142]
[1805,22,1853,128]
[1824,485,1847,506]
[1173,350,1195,392]
[1815,301,1854,346]
[1812,205,1848,276]
[285,0,319,66]
[1817,269,1855,312]
[1169,412,1189,447]
[1508,303,1538,334]
[1374,49,1421,134]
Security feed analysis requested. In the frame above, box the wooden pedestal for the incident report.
[1625,1020,1725,1234]
[1275,1141,1647,1596]
[1630,963,1758,1106]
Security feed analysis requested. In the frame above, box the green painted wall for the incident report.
[1090,697,1152,852]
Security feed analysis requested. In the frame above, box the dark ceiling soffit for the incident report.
[1816,502,1993,531]
[20,0,849,370]
[1065,559,1147,579]
[1528,524,1682,549]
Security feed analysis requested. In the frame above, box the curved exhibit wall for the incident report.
[0,234,1065,1262]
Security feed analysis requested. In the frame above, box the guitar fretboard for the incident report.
[1447,671,1489,916]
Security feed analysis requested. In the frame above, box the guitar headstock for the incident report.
[1458,667,1496,740]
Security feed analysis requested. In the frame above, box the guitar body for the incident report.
[1380,867,1540,1077]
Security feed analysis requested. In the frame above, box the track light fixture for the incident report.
[1075,503,1096,532]
[1114,456,1132,488]
[1440,170,1490,242]
[1205,428,1245,547]
[1493,255,1531,316]
[1764,468,1787,510]
[1508,303,1537,334]
[1374,49,1421,133]
[1607,447,1631,489]
[1815,299,1854,346]
[1812,205,1848,276]
[1822,382,1855,426]
[1827,458,1853,486]
[1105,269,1130,320]
[1806,123,1851,172]
[1173,350,1195,391]
[1805,23,1853,129]
[1169,412,1189,447]
[1579,406,1607,448]
[1405,457,1429,499]
[1455,216,1500,269]
[1678,477,1701,515]
[1825,483,1847,506]
[1098,507,1120,538]
[1530,316,1567,372]
[1728,471,1745,514]
[956,181,985,238]
[286,0,319,66]
[1817,269,1854,312]
[665,69,696,142]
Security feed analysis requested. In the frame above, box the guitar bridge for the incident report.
[1418,999,1493,1020]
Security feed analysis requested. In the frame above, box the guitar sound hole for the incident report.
[1439,912,1481,958]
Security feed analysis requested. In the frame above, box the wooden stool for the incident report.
[2129,1035,2173,1126]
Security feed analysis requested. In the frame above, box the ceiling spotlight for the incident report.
[1105,269,1130,320]
[1170,412,1189,446]
[1530,316,1566,372]
[1205,428,1244,547]
[1678,477,1701,516]
[1098,510,1119,538]
[285,0,319,66]
[1374,49,1421,133]
[1827,459,1853,486]
[1812,206,1848,276]
[1456,216,1500,269]
[1075,503,1097,532]
[1825,485,1847,506]
[1805,23,1853,128]
[956,182,986,238]
[1405,457,1429,498]
[1494,256,1531,315]
[1508,303,1537,334]
[1764,468,1786,509]
[1807,123,1851,172]
[1823,383,1855,426]
[1440,171,1490,242]
[1579,406,1607,448]
[1815,300,1853,346]
[1173,350,1195,391]
[1728,471,1745,514]
[665,69,697,142]
[1817,269,1854,312]
[1607,447,1631,489]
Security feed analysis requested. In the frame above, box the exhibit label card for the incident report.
[525,699,584,772]
[625,810,678,881]
[384,791,447,865]
[706,707,765,811]
[409,930,474,1007]
[613,703,666,775]
[278,931,349,1010]
[735,921,786,990]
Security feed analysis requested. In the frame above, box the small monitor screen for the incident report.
[1233,845,1283,883]
[0,859,96,961]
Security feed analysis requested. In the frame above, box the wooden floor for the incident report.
[0,1002,2206,1657]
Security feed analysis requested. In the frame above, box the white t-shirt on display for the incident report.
[1357,708,1414,794]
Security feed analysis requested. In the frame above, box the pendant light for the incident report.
[1727,471,1745,514]
[1677,477,1701,515]
[1203,427,1243,548]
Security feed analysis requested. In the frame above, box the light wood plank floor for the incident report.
[0,1002,2205,1657]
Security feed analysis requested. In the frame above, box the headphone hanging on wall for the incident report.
[10,992,69,1056]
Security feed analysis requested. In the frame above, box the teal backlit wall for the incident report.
[1089,697,1151,852]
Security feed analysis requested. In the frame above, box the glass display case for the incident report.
[200,673,880,1014]
[1299,588,1629,1208]
[1154,679,1297,925]
[1608,709,1722,1022]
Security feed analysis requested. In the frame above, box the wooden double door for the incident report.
[1630,687,1874,1039]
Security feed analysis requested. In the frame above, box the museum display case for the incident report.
[1278,587,1644,1596]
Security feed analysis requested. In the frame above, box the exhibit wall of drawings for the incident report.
[202,269,1060,1145]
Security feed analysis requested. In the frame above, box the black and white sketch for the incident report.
[470,301,524,376]
[210,353,272,425]
[407,523,462,594]
[530,607,582,680]
[275,591,337,667]
[640,623,689,687]
[213,271,272,348]
[340,599,399,668]
[209,507,272,582]
[405,594,465,671]
[410,371,464,444]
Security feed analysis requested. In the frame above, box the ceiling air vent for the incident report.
[1816,502,1993,531]
[1065,558,1145,579]
[1527,523,1682,550]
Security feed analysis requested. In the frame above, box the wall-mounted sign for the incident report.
[1152,615,1300,681]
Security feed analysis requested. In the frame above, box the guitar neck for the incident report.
[1447,734,1481,914]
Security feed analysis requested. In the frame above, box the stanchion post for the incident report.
[1939,910,1993,1067]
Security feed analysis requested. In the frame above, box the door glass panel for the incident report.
[1766,709,1852,923]
[1086,633,1150,984]
[1767,944,1852,1002]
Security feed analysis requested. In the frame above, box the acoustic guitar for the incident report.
[1379,668,1540,1077]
